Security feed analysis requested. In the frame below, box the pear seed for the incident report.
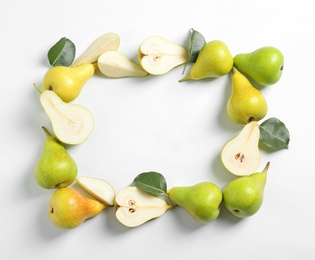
[129,208,136,213]
[128,200,135,206]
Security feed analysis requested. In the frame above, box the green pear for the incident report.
[35,126,78,189]
[49,187,106,229]
[179,40,233,81]
[233,46,284,86]
[227,68,268,124]
[223,162,270,218]
[42,63,96,102]
[221,121,261,176]
[168,182,222,223]
[138,36,188,75]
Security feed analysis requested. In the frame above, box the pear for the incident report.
[138,36,188,75]
[233,46,284,86]
[179,40,233,82]
[221,121,261,176]
[37,89,95,145]
[223,162,270,218]
[72,32,120,66]
[98,51,147,78]
[227,68,268,124]
[168,182,222,223]
[77,176,115,206]
[115,186,172,227]
[49,187,106,229]
[35,126,78,189]
[42,63,96,102]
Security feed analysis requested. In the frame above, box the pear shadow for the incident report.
[217,202,245,226]
[169,206,206,232]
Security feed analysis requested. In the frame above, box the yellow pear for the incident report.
[42,63,96,102]
[227,68,268,124]
[48,187,106,229]
[180,40,233,81]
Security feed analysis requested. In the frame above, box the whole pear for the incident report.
[233,46,284,86]
[168,182,222,223]
[42,63,96,102]
[35,126,77,189]
[49,187,106,229]
[223,162,270,218]
[227,68,268,124]
[179,40,233,81]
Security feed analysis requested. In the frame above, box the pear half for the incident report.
[98,51,147,78]
[72,32,120,66]
[115,186,172,227]
[40,90,94,145]
[221,121,261,176]
[77,176,115,206]
[138,36,188,75]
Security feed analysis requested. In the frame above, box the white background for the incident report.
[1,0,314,259]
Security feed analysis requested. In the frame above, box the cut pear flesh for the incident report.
[72,32,120,66]
[40,90,95,145]
[98,51,147,78]
[138,36,188,75]
[77,176,115,206]
[115,186,171,227]
[221,121,261,176]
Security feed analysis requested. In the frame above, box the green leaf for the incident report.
[132,172,167,196]
[182,28,206,74]
[48,37,76,66]
[259,117,290,150]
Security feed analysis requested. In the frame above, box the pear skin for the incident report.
[223,162,270,218]
[168,182,222,223]
[42,63,96,102]
[227,68,268,124]
[234,46,284,86]
[35,127,78,189]
[49,187,106,229]
[180,40,233,81]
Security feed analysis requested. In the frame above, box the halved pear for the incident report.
[39,90,94,145]
[221,121,261,176]
[138,36,188,75]
[72,32,120,66]
[77,176,115,206]
[115,186,172,227]
[98,51,147,78]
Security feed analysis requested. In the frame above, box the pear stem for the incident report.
[33,83,43,93]
[41,126,52,137]
[263,161,270,173]
[92,62,98,71]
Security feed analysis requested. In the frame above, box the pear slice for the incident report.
[77,176,115,206]
[221,121,261,176]
[138,36,188,75]
[115,186,172,227]
[72,32,120,66]
[40,90,94,145]
[98,51,147,78]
